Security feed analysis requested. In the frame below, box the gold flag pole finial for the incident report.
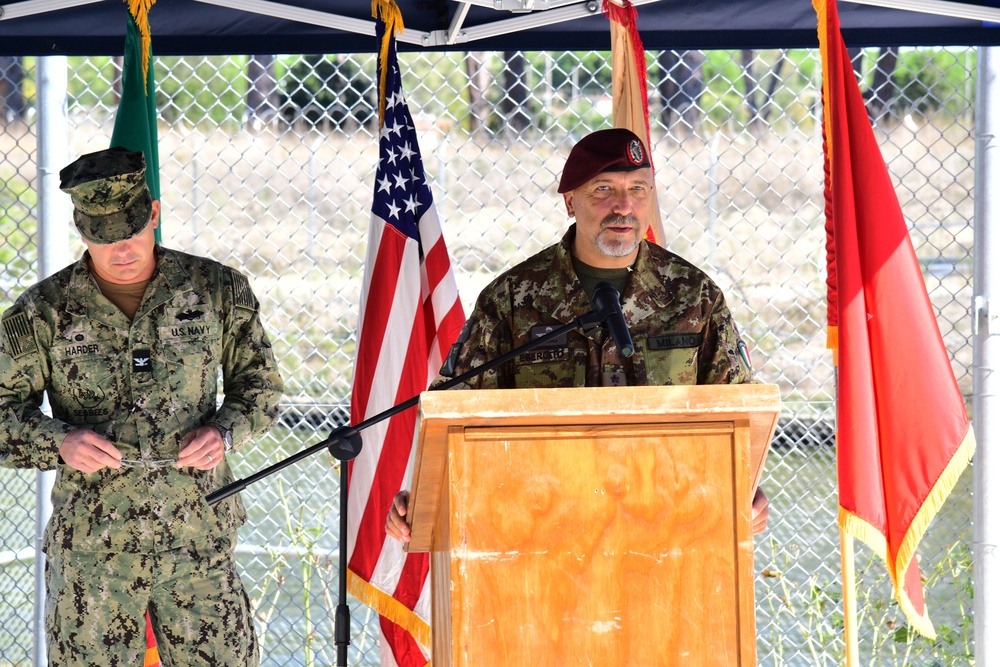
[372,0,405,126]
[125,0,156,92]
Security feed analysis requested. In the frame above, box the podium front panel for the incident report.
[440,421,754,667]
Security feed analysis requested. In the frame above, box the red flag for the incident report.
[815,0,976,638]
[345,1,465,664]
[143,614,159,666]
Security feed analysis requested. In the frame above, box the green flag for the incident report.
[111,12,161,242]
[111,7,164,661]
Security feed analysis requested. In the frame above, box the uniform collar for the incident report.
[543,225,597,323]
[65,246,187,322]
[545,225,673,325]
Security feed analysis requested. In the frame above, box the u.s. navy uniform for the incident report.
[440,225,752,389]
[0,247,282,665]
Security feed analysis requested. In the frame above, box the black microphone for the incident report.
[592,281,634,357]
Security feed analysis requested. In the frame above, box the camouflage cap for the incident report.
[59,146,153,245]
[558,128,651,193]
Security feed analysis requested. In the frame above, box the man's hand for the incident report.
[176,425,225,470]
[386,490,411,543]
[751,486,769,535]
[60,429,122,472]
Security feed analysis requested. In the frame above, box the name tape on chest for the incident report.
[517,348,570,365]
[63,343,100,357]
[648,333,704,351]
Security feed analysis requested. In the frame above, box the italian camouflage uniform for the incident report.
[440,225,752,388]
[0,246,283,666]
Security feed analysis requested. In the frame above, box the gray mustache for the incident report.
[601,214,639,228]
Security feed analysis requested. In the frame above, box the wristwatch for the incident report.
[211,423,235,452]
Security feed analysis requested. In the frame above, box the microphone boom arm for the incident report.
[204,308,605,506]
[202,303,612,667]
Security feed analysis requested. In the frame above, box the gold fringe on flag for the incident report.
[372,0,405,127]
[124,0,156,94]
[348,571,431,648]
[838,412,976,639]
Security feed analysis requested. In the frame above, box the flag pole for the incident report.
[840,527,860,667]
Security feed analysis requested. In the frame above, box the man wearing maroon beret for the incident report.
[387,128,768,540]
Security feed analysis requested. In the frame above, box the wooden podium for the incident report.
[407,384,780,667]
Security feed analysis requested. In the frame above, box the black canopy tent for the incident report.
[2,0,1000,55]
[2,1,998,666]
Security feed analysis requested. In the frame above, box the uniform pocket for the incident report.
[513,347,586,387]
[157,318,223,432]
[51,337,120,425]
[644,346,699,385]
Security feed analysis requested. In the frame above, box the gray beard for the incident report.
[595,214,641,257]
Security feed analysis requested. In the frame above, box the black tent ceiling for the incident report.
[1,0,999,56]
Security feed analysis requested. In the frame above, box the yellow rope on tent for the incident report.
[125,0,156,94]
[372,0,404,126]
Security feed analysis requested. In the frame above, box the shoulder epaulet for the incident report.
[228,270,257,312]
[1,311,37,359]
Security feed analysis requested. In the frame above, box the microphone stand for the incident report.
[206,303,612,666]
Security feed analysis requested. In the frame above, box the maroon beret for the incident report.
[557,128,652,193]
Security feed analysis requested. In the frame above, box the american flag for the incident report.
[345,3,465,665]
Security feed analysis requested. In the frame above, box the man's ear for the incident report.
[563,192,575,218]
[150,199,161,230]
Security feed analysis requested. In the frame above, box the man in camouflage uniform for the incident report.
[386,128,767,542]
[0,146,283,666]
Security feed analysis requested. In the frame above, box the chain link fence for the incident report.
[0,46,975,666]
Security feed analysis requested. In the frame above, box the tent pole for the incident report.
[973,44,1000,667]
[843,0,1000,23]
[33,55,69,666]
[0,0,101,22]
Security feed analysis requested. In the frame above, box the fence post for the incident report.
[34,55,70,667]
[974,44,1000,667]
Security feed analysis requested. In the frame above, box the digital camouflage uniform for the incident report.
[0,246,282,666]
[440,225,752,388]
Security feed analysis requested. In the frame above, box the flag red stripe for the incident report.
[351,322,427,579]
[380,615,427,667]
[392,540,430,608]
[349,414,418,579]
[144,611,160,666]
[351,223,407,426]
[422,234,451,295]
[349,220,460,583]
[427,298,464,370]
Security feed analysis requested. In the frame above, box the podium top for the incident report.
[418,383,780,425]
[407,384,781,553]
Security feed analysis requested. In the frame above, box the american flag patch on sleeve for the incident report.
[1,311,37,359]
[229,271,256,311]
